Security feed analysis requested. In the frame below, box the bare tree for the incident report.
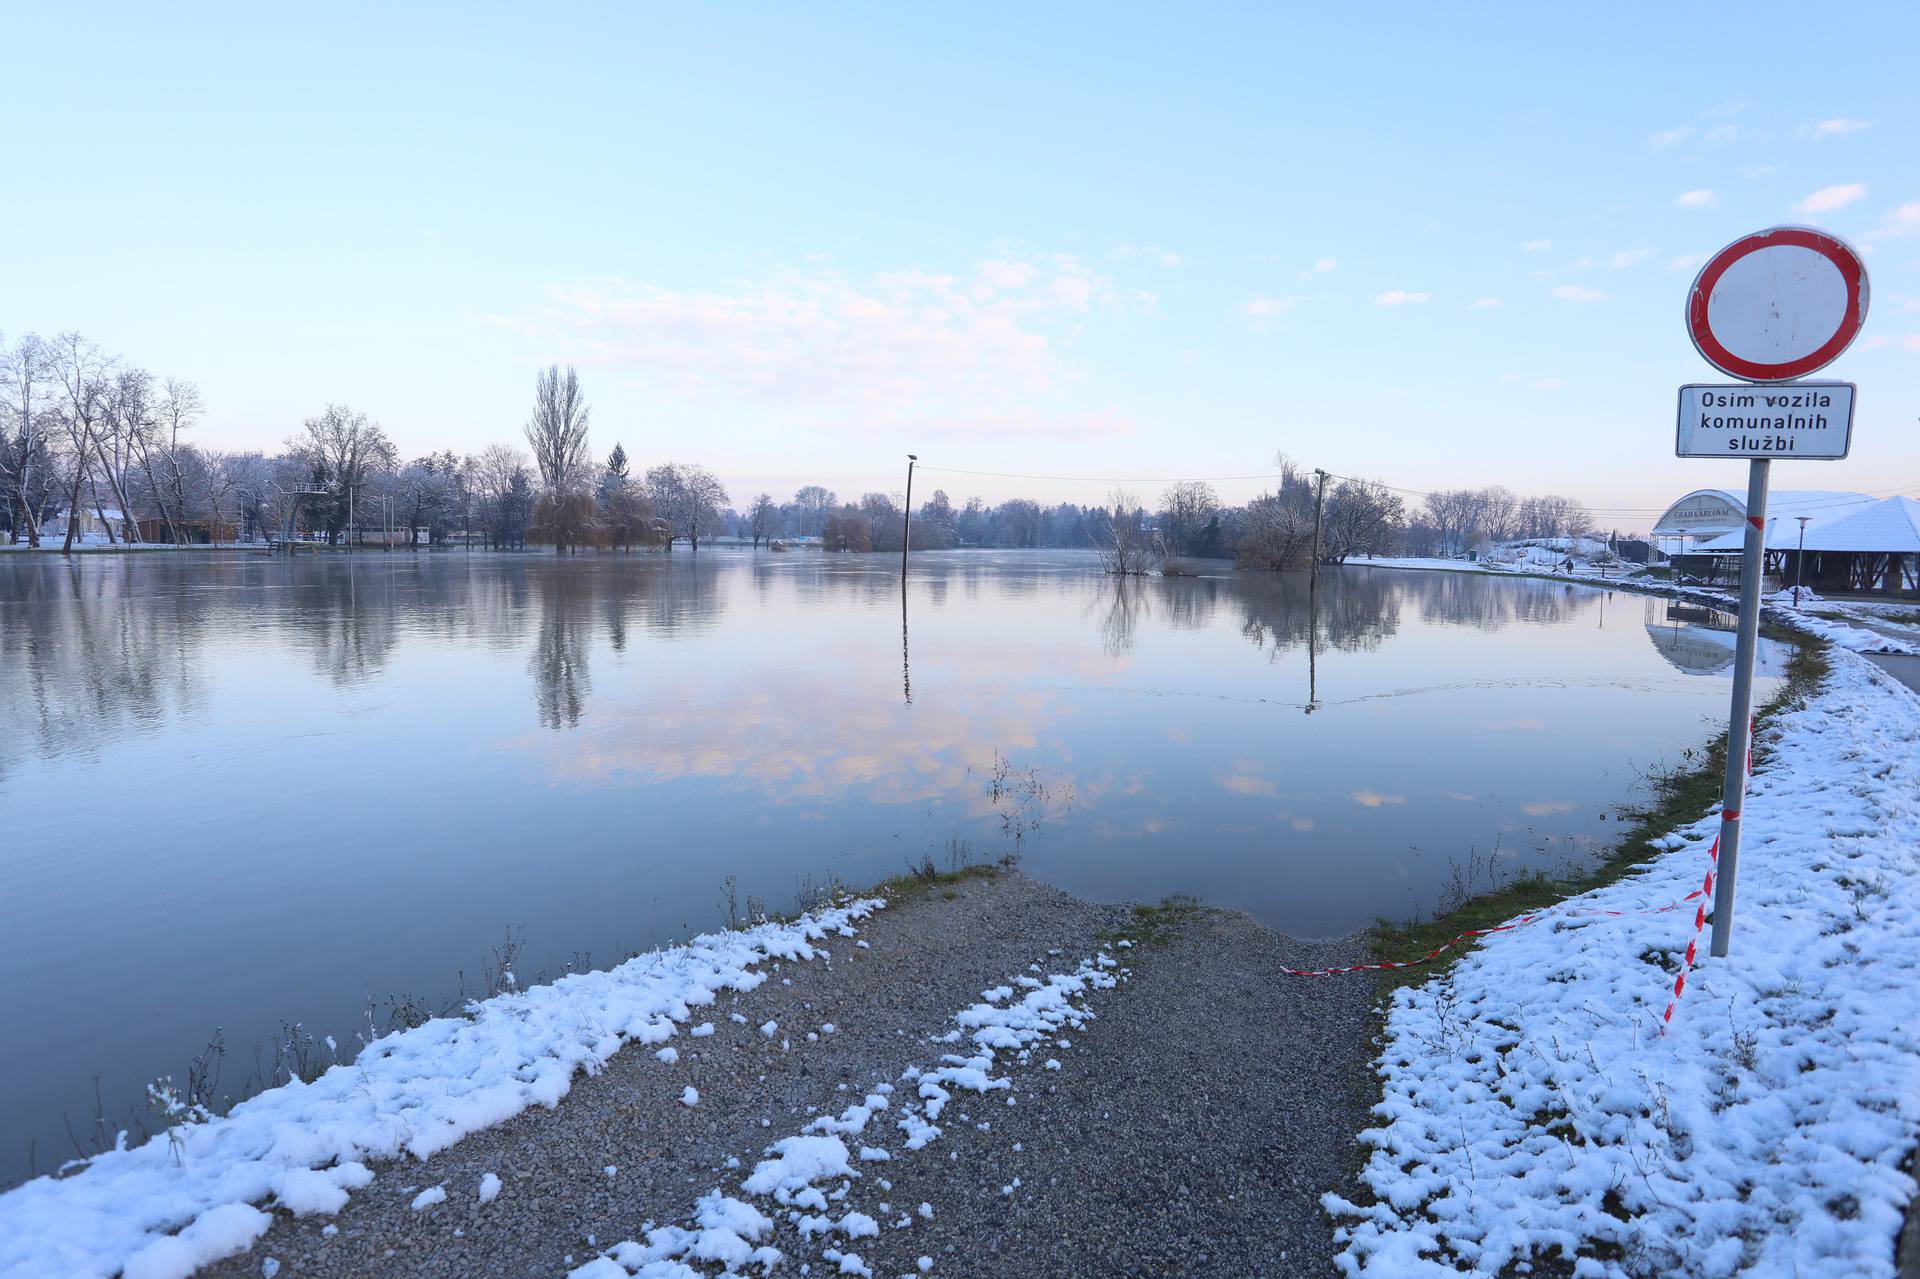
[1235,456,1317,570]
[748,493,777,547]
[1159,480,1220,558]
[1320,477,1405,563]
[1095,488,1156,575]
[472,444,535,549]
[525,365,593,551]
[647,462,729,549]
[200,451,245,544]
[792,485,835,537]
[1,333,53,545]
[48,333,117,552]
[290,404,396,544]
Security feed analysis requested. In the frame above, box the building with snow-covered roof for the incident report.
[1683,494,1919,598]
[1650,489,1877,552]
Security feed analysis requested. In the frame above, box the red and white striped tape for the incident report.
[1659,835,1719,1032]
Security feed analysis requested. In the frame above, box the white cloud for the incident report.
[1240,295,1297,318]
[1473,297,1502,309]
[511,251,1137,429]
[1374,290,1431,307]
[1866,200,1920,244]
[1806,117,1872,138]
[1676,189,1718,209]
[1670,252,1708,272]
[1110,241,1183,267]
[1552,285,1607,303]
[1650,126,1695,149]
[1521,239,1552,252]
[1607,248,1653,270]
[1704,124,1740,144]
[1312,256,1337,273]
[1572,257,1594,270]
[1532,376,1567,391]
[1794,183,1869,214]
[1865,335,1920,352]
[1739,165,1775,179]
[1903,299,1920,313]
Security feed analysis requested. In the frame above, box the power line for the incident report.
[915,464,1287,484]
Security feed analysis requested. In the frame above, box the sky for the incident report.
[7,2,1920,529]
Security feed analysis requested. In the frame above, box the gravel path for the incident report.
[201,872,1376,1279]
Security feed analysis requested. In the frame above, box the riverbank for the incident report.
[1331,645,1920,1277]
[1,873,1375,1279]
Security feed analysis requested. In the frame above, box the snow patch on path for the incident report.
[1330,653,1920,1277]
[571,953,1122,1278]
[0,898,883,1279]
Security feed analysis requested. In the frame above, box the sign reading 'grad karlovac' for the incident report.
[1675,381,1855,459]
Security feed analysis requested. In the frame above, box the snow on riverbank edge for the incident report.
[1330,649,1920,1277]
[0,899,885,1279]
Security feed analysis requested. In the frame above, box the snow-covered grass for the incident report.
[570,951,1124,1279]
[0,898,883,1279]
[1330,650,1920,1277]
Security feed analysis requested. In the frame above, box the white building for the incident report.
[1652,488,1918,597]
[1649,489,1878,554]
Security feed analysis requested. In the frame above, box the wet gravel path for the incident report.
[201,873,1376,1279]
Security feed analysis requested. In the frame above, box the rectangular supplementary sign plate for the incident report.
[1676,381,1855,460]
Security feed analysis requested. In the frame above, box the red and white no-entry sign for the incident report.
[1686,226,1869,383]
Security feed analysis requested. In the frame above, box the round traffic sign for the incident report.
[1685,226,1869,382]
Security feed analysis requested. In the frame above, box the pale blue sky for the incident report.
[8,2,1920,525]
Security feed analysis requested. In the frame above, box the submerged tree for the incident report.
[748,492,777,547]
[1095,488,1156,575]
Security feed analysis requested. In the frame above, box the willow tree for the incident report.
[525,365,593,552]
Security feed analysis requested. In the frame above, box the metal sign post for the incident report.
[1678,226,1869,957]
[1707,459,1768,957]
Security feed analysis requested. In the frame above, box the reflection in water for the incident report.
[1641,598,1788,678]
[1090,578,1147,657]
[532,571,593,730]
[0,550,1783,1180]
[1237,568,1401,660]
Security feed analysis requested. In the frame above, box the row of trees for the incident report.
[0,337,738,554]
[4,331,1609,564]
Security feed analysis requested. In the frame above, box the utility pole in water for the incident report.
[1309,468,1329,592]
[901,454,917,579]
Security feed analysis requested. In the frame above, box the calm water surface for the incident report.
[0,550,1781,1177]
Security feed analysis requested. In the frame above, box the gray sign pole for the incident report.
[1707,456,1770,957]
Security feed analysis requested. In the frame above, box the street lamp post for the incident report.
[901,455,917,580]
[1794,515,1811,605]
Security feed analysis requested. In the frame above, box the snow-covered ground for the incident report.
[1330,649,1920,1277]
[0,899,884,1279]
